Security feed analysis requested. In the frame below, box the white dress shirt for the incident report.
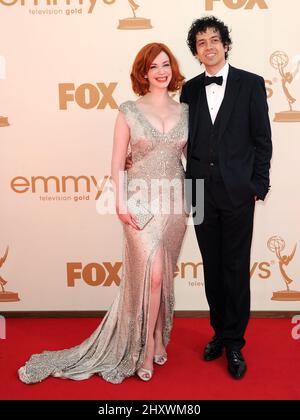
[205,62,229,124]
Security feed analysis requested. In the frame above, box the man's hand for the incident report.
[125,152,133,170]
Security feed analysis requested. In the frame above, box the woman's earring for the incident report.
[144,75,148,79]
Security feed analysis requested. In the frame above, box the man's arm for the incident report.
[250,76,273,200]
[180,83,188,104]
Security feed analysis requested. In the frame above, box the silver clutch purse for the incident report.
[127,197,154,230]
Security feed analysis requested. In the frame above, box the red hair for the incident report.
[130,43,185,96]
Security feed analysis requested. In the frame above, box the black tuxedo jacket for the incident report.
[180,65,272,206]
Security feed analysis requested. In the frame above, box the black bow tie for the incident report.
[204,75,223,87]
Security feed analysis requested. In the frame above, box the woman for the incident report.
[18,43,188,384]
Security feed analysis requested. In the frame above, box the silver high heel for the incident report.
[136,367,153,381]
[153,354,168,365]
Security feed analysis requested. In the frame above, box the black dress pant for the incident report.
[193,176,255,350]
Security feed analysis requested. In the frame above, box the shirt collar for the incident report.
[205,62,229,82]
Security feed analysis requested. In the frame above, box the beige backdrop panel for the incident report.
[0,0,299,311]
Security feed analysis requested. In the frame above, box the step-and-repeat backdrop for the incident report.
[1,0,299,311]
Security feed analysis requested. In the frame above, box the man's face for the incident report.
[195,27,227,72]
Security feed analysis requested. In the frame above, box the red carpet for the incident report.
[0,318,299,400]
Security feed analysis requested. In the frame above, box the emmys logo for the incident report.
[0,0,97,15]
[11,175,110,201]
[59,83,118,110]
[104,0,152,29]
[270,51,300,122]
[291,315,300,340]
[268,236,300,301]
[0,55,9,127]
[0,315,6,339]
[0,246,20,303]
[205,0,268,10]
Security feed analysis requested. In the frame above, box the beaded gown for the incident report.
[18,100,188,385]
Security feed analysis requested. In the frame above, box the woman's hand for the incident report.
[125,152,133,170]
[116,206,140,230]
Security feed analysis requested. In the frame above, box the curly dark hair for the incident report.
[187,16,232,60]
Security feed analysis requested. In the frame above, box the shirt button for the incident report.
[210,163,214,167]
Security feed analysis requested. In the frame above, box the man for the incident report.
[180,16,272,379]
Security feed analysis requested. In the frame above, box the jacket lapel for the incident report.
[217,65,241,140]
[189,73,206,151]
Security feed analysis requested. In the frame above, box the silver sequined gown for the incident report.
[18,100,188,384]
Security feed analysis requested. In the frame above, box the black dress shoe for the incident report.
[203,336,224,361]
[226,350,247,379]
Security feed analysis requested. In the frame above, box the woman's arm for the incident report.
[111,111,139,230]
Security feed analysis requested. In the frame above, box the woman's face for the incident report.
[147,51,172,91]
